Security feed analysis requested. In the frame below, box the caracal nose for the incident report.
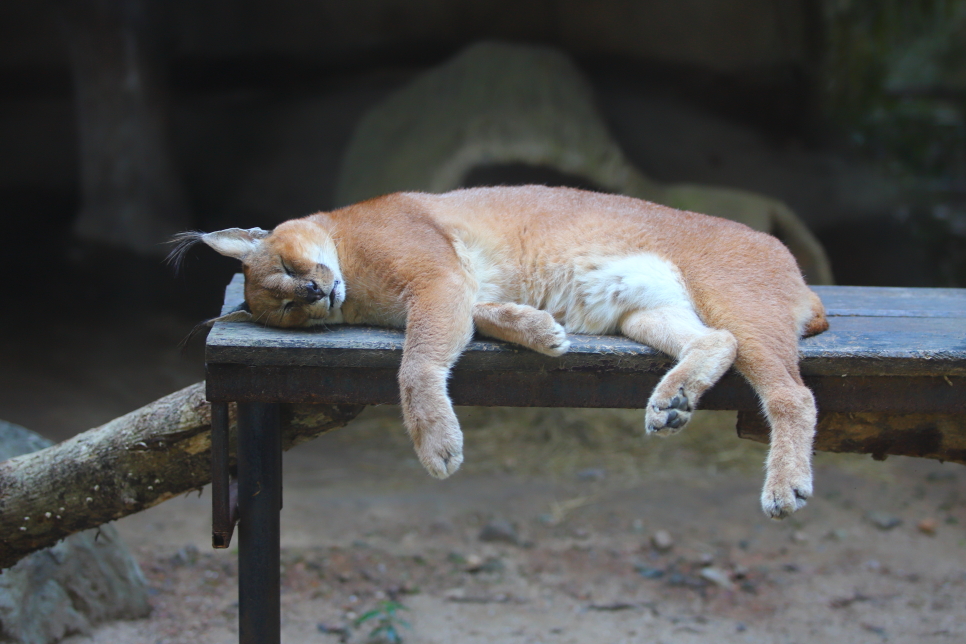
[304,281,324,302]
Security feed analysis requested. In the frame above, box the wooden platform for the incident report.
[207,275,966,464]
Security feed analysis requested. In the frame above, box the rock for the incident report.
[316,622,349,637]
[170,544,199,567]
[634,564,665,579]
[825,528,849,541]
[0,527,151,644]
[575,468,606,482]
[428,519,454,535]
[0,419,151,644]
[866,511,903,531]
[478,519,520,545]
[446,552,467,565]
[665,571,705,589]
[699,566,737,591]
[464,555,503,574]
[335,41,832,284]
[651,530,674,552]
[587,602,638,611]
[476,558,505,574]
[0,421,51,461]
[917,518,938,535]
[862,623,887,637]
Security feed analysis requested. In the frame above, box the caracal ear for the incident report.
[200,227,270,260]
[167,227,270,270]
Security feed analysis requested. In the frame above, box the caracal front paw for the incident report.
[530,314,571,357]
[760,464,812,519]
[645,387,692,436]
[414,424,464,479]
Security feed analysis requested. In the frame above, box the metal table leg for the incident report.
[237,402,282,644]
[211,402,236,548]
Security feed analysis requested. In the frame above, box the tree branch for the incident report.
[0,382,363,570]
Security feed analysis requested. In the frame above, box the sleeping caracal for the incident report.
[171,186,828,519]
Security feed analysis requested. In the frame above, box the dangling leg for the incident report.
[734,342,816,519]
[620,306,737,435]
[399,282,476,479]
[472,302,571,356]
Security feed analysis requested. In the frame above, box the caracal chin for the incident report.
[171,185,828,519]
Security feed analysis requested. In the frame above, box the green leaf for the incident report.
[354,609,382,626]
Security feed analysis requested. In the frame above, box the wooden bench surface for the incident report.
[208,275,966,376]
[206,275,966,464]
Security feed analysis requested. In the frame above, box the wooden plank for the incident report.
[206,362,964,413]
[207,363,754,409]
[812,285,966,316]
[205,320,966,376]
[825,309,966,318]
[797,316,966,376]
[208,277,966,376]
[737,410,966,466]
[221,277,966,318]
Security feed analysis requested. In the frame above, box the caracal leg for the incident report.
[472,302,571,356]
[620,306,737,435]
[734,343,816,519]
[399,284,476,479]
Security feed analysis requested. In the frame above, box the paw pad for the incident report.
[645,389,693,436]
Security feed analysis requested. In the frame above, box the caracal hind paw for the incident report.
[416,433,464,479]
[645,388,692,436]
[761,472,812,519]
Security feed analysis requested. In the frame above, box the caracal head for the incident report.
[170,218,345,329]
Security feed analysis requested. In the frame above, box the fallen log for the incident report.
[0,382,363,570]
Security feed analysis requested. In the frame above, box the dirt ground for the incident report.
[2,310,965,644]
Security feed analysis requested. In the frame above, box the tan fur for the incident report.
[177,186,828,518]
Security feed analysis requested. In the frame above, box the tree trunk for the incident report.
[0,382,364,571]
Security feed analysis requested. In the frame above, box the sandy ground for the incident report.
[32,397,966,642]
[61,407,966,644]
[2,311,965,644]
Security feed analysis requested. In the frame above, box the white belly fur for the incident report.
[563,254,697,334]
[464,245,700,336]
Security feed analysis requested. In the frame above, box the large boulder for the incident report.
[0,420,150,644]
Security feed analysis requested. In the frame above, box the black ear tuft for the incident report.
[165,231,207,274]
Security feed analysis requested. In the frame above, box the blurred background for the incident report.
[1,0,965,440]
